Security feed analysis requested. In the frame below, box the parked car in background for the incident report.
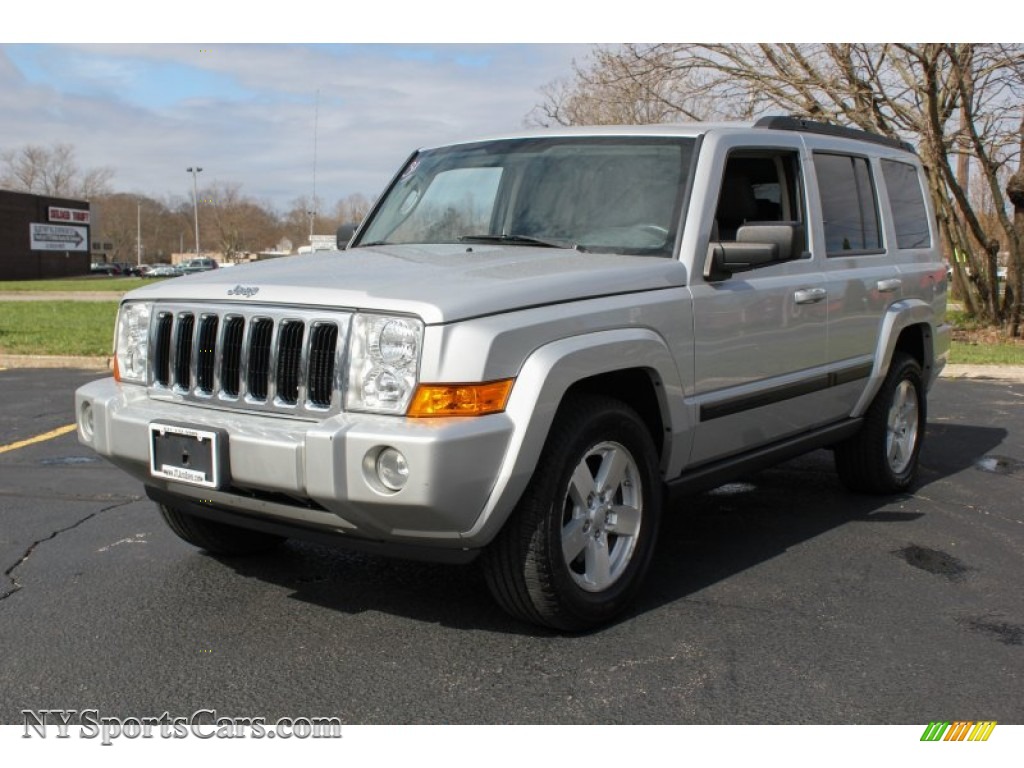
[145,263,183,278]
[90,262,121,275]
[180,258,219,274]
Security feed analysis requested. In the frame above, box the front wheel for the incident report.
[835,352,926,494]
[483,395,662,631]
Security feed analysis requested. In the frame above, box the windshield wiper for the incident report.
[458,234,583,251]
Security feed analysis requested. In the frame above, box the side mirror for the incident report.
[704,241,779,281]
[703,222,805,282]
[337,223,358,250]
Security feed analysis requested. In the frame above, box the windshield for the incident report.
[357,136,696,256]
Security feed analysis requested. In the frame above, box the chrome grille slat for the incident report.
[196,314,219,394]
[307,323,339,409]
[173,313,195,392]
[247,318,273,402]
[275,320,305,406]
[220,316,245,398]
[148,304,349,419]
[153,312,173,386]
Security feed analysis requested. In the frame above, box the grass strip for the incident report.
[950,341,1024,366]
[0,277,163,292]
[0,301,118,357]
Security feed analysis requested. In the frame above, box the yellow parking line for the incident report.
[0,424,78,455]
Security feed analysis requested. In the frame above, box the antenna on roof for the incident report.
[309,89,320,244]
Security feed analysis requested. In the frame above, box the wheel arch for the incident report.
[459,328,688,547]
[851,301,937,418]
[563,368,668,463]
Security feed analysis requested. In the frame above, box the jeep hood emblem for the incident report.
[227,285,260,297]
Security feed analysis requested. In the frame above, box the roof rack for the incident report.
[754,116,915,154]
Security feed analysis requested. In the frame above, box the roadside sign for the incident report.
[48,206,91,224]
[30,223,89,252]
[309,234,337,250]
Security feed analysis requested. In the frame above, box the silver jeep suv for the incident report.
[76,117,950,630]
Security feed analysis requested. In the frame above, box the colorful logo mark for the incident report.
[920,721,997,742]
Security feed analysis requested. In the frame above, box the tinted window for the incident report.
[881,159,931,249]
[814,153,882,254]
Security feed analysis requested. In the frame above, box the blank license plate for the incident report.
[149,423,224,489]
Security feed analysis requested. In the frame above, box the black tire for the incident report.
[482,394,662,631]
[835,352,926,494]
[158,504,285,555]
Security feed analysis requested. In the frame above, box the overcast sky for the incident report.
[3,3,988,213]
[0,42,592,212]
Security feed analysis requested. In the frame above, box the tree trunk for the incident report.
[1007,166,1024,337]
[1006,118,1024,338]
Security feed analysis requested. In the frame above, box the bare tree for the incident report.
[91,193,183,263]
[332,193,373,227]
[0,143,113,199]
[534,43,1024,334]
[204,182,279,260]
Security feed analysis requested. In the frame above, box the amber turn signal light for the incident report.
[407,379,514,418]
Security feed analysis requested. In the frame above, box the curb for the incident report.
[940,364,1024,383]
[0,354,111,371]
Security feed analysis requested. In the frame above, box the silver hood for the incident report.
[127,245,687,324]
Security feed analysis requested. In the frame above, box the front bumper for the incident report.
[76,378,515,553]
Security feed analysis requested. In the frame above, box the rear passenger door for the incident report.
[811,151,900,410]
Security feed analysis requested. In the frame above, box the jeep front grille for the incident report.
[149,304,350,417]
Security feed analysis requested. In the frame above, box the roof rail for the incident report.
[754,116,916,154]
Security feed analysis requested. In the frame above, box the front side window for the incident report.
[814,153,883,254]
[357,137,696,256]
[714,150,805,238]
[881,159,931,249]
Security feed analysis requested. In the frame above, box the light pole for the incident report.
[186,166,203,256]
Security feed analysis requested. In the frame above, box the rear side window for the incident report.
[881,159,931,249]
[813,153,882,254]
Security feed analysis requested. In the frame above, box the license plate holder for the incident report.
[149,422,228,490]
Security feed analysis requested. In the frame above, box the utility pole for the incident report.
[136,201,142,267]
[187,166,203,255]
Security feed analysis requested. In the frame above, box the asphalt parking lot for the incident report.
[0,367,1021,724]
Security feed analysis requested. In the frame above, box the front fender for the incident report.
[459,327,688,547]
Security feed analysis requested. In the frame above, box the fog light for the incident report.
[80,401,94,441]
[376,447,409,491]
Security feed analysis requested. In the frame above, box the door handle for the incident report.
[876,278,902,293]
[794,288,827,305]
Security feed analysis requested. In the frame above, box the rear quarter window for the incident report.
[881,159,931,249]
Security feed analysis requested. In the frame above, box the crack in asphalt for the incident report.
[0,498,139,602]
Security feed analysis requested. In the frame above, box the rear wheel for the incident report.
[159,504,285,555]
[483,395,662,631]
[835,352,926,493]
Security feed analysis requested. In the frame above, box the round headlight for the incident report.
[376,447,409,491]
[365,368,404,403]
[376,319,418,364]
[79,401,95,441]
